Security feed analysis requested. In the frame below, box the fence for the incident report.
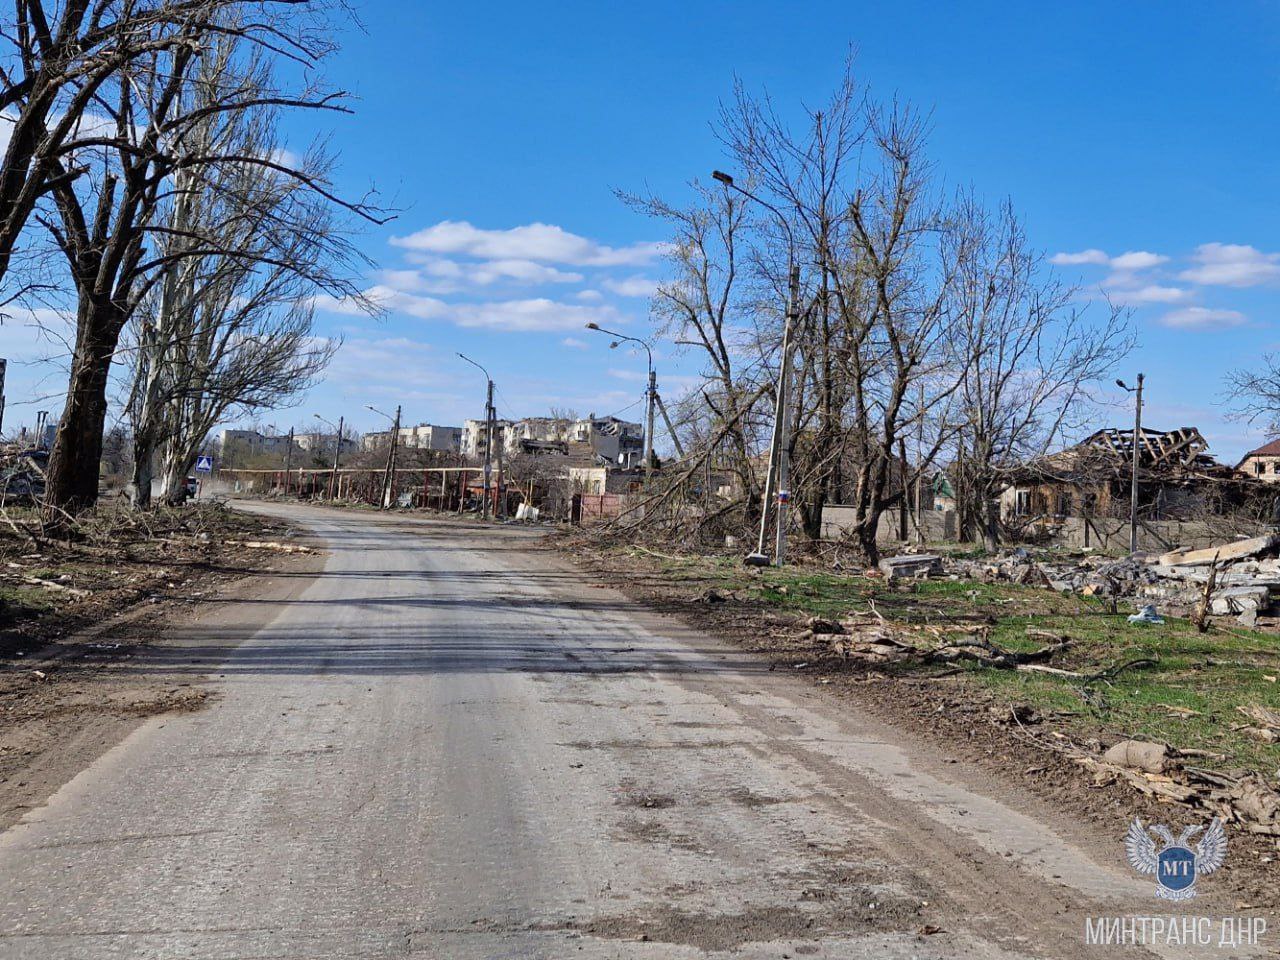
[209,466,486,511]
[571,492,629,524]
[821,505,958,544]
[820,503,1264,554]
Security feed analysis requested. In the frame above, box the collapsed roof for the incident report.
[1013,427,1244,485]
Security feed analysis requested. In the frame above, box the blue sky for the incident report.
[8,1,1280,461]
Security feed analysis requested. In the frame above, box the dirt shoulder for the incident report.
[0,502,323,831]
[560,538,1280,912]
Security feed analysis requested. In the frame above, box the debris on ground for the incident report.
[223,539,313,554]
[945,533,1280,623]
[878,554,943,581]
[1077,738,1280,837]
[1126,604,1164,625]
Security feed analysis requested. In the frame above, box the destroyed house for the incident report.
[1000,427,1252,522]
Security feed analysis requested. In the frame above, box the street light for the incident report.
[1117,374,1145,555]
[712,168,801,568]
[458,353,498,520]
[584,322,655,475]
[314,413,345,500]
[366,404,402,510]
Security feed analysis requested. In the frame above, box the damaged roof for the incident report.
[1011,426,1245,484]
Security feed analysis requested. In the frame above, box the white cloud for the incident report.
[445,298,623,333]
[315,286,449,320]
[1051,249,1110,266]
[1179,243,1280,287]
[317,287,625,334]
[608,367,647,382]
[1107,284,1189,305]
[1109,250,1168,271]
[561,337,588,349]
[575,290,605,302]
[602,275,660,298]
[1052,249,1167,273]
[390,220,665,267]
[1157,306,1247,330]
[394,255,584,292]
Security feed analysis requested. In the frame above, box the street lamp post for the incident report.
[584,323,655,474]
[314,414,345,500]
[367,404,402,509]
[1117,374,1145,555]
[712,169,800,568]
[459,354,496,520]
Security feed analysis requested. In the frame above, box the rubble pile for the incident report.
[904,533,1280,624]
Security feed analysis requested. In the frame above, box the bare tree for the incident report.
[1226,359,1280,439]
[716,67,866,537]
[621,181,767,508]
[33,4,381,522]
[0,1,338,301]
[126,38,362,506]
[946,198,1132,548]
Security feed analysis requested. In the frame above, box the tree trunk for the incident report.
[128,428,158,509]
[159,438,195,504]
[43,302,119,523]
[981,492,1001,552]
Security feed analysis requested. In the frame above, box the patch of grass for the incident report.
[612,546,1280,774]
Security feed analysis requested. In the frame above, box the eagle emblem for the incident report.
[1125,818,1227,900]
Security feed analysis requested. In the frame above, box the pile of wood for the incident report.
[799,613,1072,672]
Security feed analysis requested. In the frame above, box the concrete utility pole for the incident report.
[369,404,401,509]
[315,414,344,500]
[584,323,656,475]
[916,381,925,546]
[459,354,494,520]
[653,391,685,459]
[772,263,800,568]
[284,427,294,495]
[712,169,799,568]
[494,401,505,519]
[1117,374,1145,555]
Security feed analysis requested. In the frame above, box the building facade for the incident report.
[1238,440,1280,483]
[363,423,462,453]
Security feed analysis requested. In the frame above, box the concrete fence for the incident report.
[820,504,1265,554]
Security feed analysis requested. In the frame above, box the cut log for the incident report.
[1159,535,1280,568]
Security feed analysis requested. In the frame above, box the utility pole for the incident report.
[485,381,495,518]
[773,263,800,568]
[318,415,344,500]
[494,405,505,519]
[0,358,8,438]
[584,322,656,475]
[915,381,925,545]
[284,427,294,495]
[459,354,495,520]
[645,367,657,474]
[378,405,401,509]
[712,169,799,568]
[1117,374,1145,555]
[654,391,685,459]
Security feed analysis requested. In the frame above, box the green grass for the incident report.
[625,548,1280,773]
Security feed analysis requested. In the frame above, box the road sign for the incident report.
[195,455,214,474]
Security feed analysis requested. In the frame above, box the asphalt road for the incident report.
[0,504,1230,959]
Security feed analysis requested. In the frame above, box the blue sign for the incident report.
[195,455,214,474]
